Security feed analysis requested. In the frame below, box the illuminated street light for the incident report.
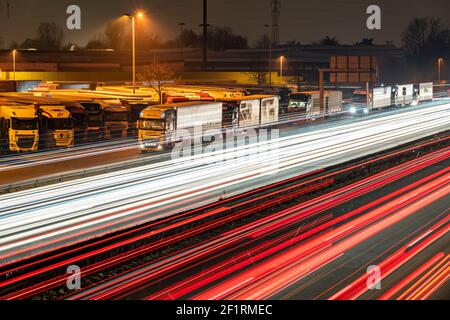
[280,56,284,82]
[12,49,17,81]
[124,11,145,94]
[438,58,444,82]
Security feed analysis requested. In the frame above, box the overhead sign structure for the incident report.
[329,56,378,84]
[318,56,379,114]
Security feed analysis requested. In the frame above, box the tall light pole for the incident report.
[438,58,444,82]
[279,55,284,82]
[124,11,144,94]
[12,49,17,81]
[264,24,273,85]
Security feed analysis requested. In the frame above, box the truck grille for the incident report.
[17,136,35,149]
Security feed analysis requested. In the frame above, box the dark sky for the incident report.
[0,0,449,47]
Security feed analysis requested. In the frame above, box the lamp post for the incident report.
[12,49,17,81]
[280,55,284,82]
[124,12,144,94]
[438,58,444,82]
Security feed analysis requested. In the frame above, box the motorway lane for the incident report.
[272,188,449,300]
[62,150,450,299]
[0,102,448,266]
[0,99,448,188]
[62,151,449,300]
[0,140,144,186]
[161,160,450,300]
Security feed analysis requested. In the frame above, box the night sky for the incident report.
[0,0,449,47]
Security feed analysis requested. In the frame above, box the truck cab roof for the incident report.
[39,105,72,119]
[0,104,37,119]
[219,94,278,102]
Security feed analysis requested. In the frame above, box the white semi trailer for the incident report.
[288,91,343,119]
[372,86,392,110]
[394,84,414,106]
[220,95,279,129]
[138,101,223,152]
[418,82,434,102]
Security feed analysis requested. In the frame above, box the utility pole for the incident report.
[178,22,186,61]
[271,0,281,45]
[264,24,274,86]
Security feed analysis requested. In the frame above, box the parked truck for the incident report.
[0,101,39,152]
[371,86,392,111]
[2,93,89,145]
[394,84,414,106]
[138,101,223,152]
[218,95,280,129]
[44,92,105,141]
[288,91,343,119]
[1,93,75,148]
[37,105,74,148]
[99,99,129,139]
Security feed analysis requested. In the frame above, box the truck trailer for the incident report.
[138,101,223,152]
[288,91,343,119]
[218,95,280,129]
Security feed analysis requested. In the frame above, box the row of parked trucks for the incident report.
[138,95,279,151]
[347,82,434,114]
[0,82,436,153]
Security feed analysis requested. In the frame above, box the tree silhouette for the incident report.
[20,22,65,50]
[137,62,177,103]
[246,71,269,85]
[402,17,450,80]
[255,34,270,49]
[317,36,340,46]
[104,20,127,50]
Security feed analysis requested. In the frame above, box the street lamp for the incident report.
[280,56,284,82]
[438,58,444,82]
[12,49,17,81]
[124,11,145,94]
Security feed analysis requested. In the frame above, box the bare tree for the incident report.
[85,39,109,50]
[402,17,449,56]
[20,22,64,50]
[104,20,127,50]
[37,22,65,50]
[255,34,270,49]
[137,62,177,103]
[316,36,340,46]
[246,71,269,85]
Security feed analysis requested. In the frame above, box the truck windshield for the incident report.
[48,118,74,130]
[139,119,165,131]
[11,118,38,130]
[290,94,310,102]
[81,103,101,113]
[352,94,367,103]
[105,112,128,122]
